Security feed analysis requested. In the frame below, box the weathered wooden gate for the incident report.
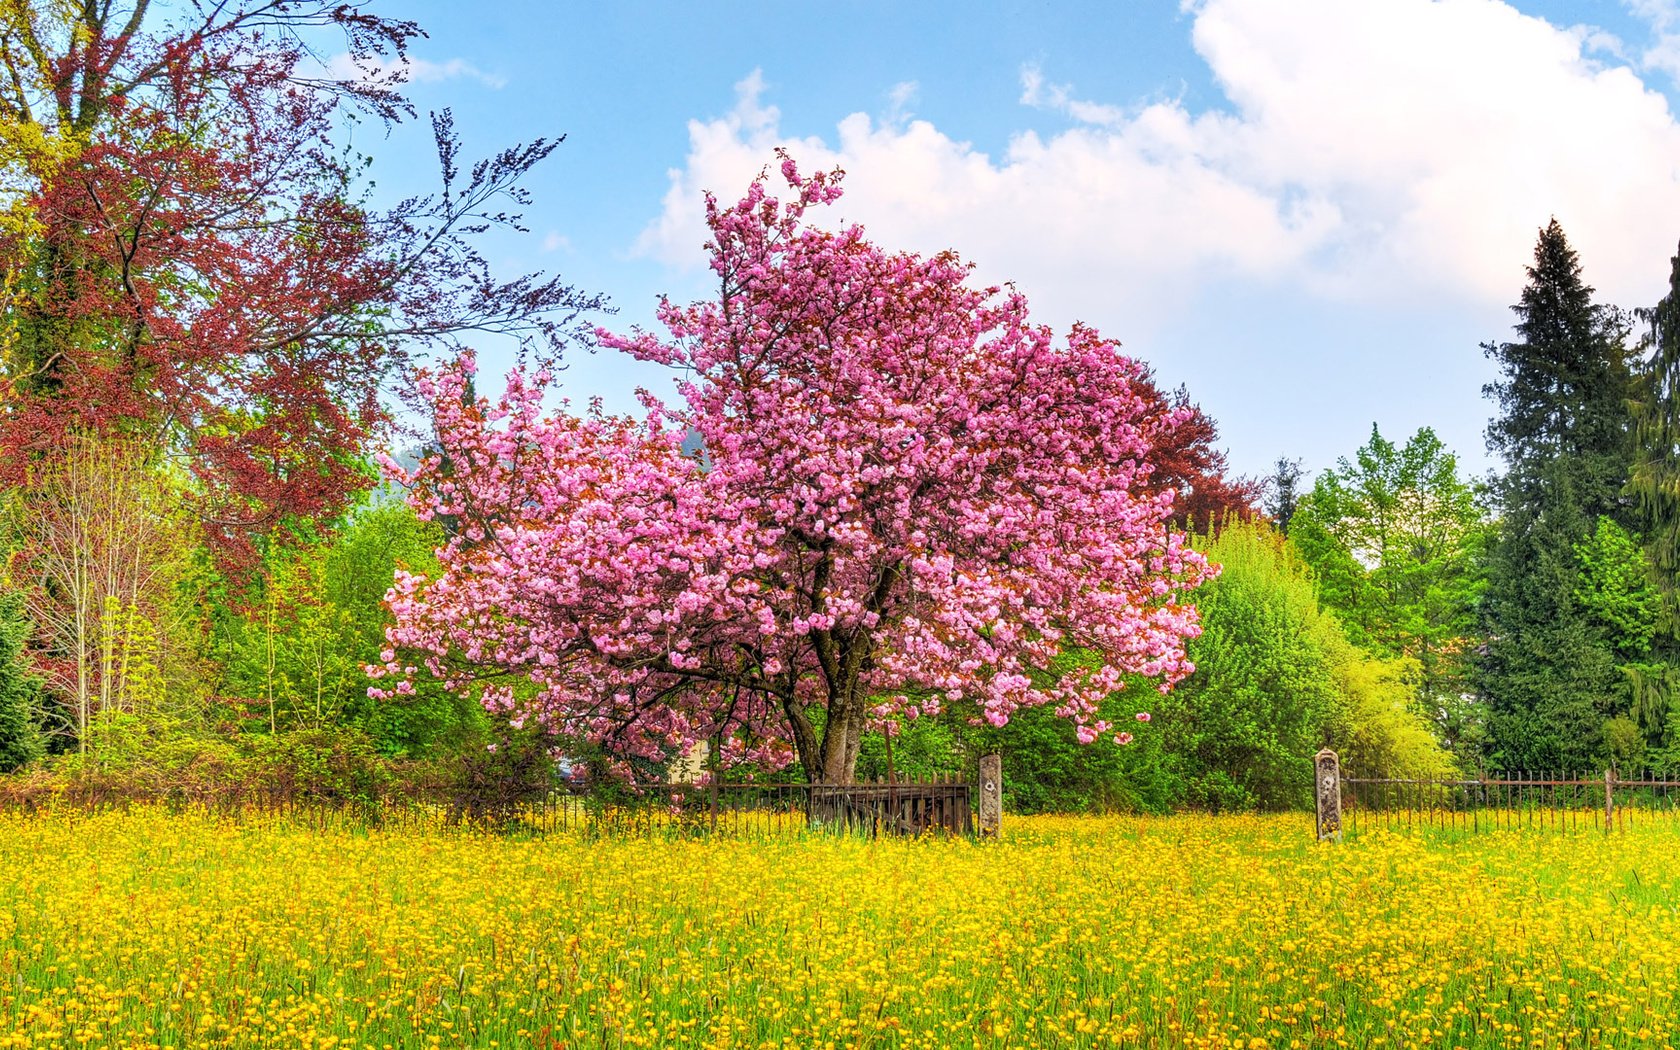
[808,776,974,835]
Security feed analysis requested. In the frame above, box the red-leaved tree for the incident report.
[376,158,1214,783]
[1135,376,1261,531]
[0,1,604,559]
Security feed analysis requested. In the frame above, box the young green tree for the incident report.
[326,500,485,756]
[223,546,356,733]
[1289,425,1489,761]
[216,498,482,757]
[1480,220,1639,771]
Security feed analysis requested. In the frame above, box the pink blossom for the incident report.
[375,152,1213,782]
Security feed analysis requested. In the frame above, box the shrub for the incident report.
[1158,521,1453,809]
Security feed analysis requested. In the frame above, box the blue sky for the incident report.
[346,0,1680,485]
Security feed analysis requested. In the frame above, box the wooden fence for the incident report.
[1314,748,1680,839]
[1,760,1006,840]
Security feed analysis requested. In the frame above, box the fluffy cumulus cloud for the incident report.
[637,0,1680,336]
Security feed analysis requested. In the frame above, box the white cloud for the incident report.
[541,231,572,253]
[1019,65,1128,127]
[884,80,919,126]
[636,0,1680,338]
[1627,0,1680,78]
[637,67,1329,335]
[323,53,507,91]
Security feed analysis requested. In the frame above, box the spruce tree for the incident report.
[1480,220,1638,771]
[1626,240,1680,762]
[0,592,43,773]
[1264,456,1305,534]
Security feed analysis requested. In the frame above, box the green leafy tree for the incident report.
[1570,515,1678,766]
[1480,220,1639,771]
[216,498,483,757]
[1157,522,1451,809]
[1289,425,1489,761]
[225,548,358,732]
[326,500,486,755]
[1573,517,1661,656]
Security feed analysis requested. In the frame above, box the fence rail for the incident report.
[1324,755,1680,837]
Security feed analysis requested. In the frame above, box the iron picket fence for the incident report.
[1336,767,1680,835]
[0,774,980,839]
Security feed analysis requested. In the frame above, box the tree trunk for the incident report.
[816,692,867,784]
[781,678,871,785]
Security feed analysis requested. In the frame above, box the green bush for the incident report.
[943,678,1177,814]
[1156,521,1453,809]
[248,727,399,806]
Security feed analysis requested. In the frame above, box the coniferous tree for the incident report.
[0,592,43,773]
[1264,457,1305,534]
[1629,245,1680,589]
[1626,240,1680,764]
[1480,220,1639,771]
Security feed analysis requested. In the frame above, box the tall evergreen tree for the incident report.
[1480,220,1638,771]
[1630,243,1680,593]
[1625,240,1680,763]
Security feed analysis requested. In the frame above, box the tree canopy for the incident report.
[1290,425,1488,759]
[378,157,1214,784]
[0,0,603,560]
[1480,220,1641,770]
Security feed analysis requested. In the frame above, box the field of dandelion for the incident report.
[2,810,1678,1050]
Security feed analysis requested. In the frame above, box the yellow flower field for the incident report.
[1,809,1677,1050]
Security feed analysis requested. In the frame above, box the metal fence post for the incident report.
[978,754,1002,839]
[1315,748,1342,842]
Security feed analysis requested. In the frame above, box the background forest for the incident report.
[4,3,1680,813]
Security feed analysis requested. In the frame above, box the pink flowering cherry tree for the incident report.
[375,155,1214,784]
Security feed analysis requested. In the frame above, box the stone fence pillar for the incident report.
[979,753,1002,839]
[1315,748,1342,842]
